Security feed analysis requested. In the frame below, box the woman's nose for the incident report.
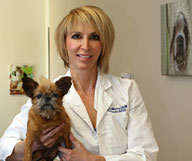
[81,38,90,50]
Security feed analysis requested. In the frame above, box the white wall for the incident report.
[49,1,192,161]
[110,1,192,161]
[0,0,48,136]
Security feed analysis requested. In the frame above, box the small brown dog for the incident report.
[22,76,72,161]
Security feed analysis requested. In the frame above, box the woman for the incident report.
[0,5,158,161]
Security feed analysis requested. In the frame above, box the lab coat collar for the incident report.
[64,68,113,130]
[94,71,113,128]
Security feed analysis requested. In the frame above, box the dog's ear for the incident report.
[55,76,72,96]
[22,77,38,98]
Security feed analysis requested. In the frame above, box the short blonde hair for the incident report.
[55,5,115,74]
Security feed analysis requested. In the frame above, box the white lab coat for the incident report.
[0,71,159,161]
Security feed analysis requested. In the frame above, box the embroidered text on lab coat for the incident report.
[107,105,127,113]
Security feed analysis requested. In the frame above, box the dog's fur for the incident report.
[22,76,72,161]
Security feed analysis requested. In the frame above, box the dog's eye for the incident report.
[36,94,42,99]
[53,93,58,98]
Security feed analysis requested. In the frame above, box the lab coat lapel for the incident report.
[95,74,113,128]
[64,70,113,129]
[65,83,93,129]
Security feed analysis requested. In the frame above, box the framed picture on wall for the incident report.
[161,0,192,76]
[9,65,33,95]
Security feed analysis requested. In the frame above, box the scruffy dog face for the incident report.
[22,76,71,119]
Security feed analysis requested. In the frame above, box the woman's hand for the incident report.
[32,123,65,152]
[6,141,25,161]
[6,123,65,161]
[58,133,105,161]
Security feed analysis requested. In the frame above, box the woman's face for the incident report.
[66,22,102,72]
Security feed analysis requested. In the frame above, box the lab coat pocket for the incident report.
[99,110,128,155]
[106,105,128,130]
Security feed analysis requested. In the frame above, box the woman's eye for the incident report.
[90,34,100,40]
[72,34,81,39]
[36,94,42,99]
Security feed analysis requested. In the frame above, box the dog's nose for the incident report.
[45,96,51,102]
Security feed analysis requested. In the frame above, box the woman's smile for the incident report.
[77,54,92,59]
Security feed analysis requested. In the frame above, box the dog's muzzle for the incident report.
[40,103,55,111]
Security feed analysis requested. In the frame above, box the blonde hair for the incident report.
[55,5,115,74]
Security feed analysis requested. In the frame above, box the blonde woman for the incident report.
[0,6,158,161]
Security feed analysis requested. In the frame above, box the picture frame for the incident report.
[9,64,33,95]
[161,0,192,76]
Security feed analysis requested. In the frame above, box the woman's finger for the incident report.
[40,123,65,142]
[46,135,60,148]
[59,153,67,161]
[58,146,72,161]
[58,146,72,154]
[42,126,56,134]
